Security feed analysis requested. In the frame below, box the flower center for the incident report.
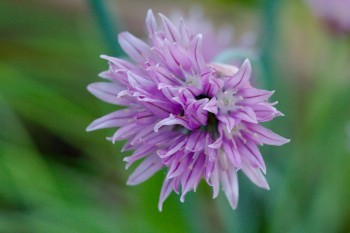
[216,90,239,113]
[185,74,202,89]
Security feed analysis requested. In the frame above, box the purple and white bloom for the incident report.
[170,7,256,62]
[308,0,350,34]
[87,10,289,211]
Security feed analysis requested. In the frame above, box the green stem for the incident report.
[88,0,124,56]
[260,0,281,89]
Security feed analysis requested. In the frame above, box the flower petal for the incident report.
[247,123,290,146]
[234,106,257,123]
[236,139,266,173]
[222,138,242,169]
[220,168,239,209]
[225,59,252,90]
[180,154,205,202]
[146,9,157,37]
[154,114,191,131]
[158,178,174,211]
[239,88,274,105]
[123,144,156,168]
[241,159,270,190]
[190,34,205,70]
[203,97,218,114]
[186,130,206,152]
[127,154,163,185]
[87,82,126,105]
[210,162,220,198]
[118,32,152,63]
[86,108,139,131]
[159,13,181,42]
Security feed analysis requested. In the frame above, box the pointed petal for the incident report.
[146,9,157,36]
[100,55,137,71]
[127,154,163,185]
[237,139,266,173]
[167,155,189,179]
[241,160,270,190]
[220,168,239,209]
[86,108,138,131]
[252,103,281,122]
[87,82,125,105]
[210,162,220,198]
[159,13,180,42]
[179,19,190,46]
[118,32,152,63]
[190,34,205,70]
[110,122,140,142]
[158,178,174,211]
[203,97,218,114]
[123,144,155,168]
[225,59,252,90]
[235,106,257,123]
[247,124,290,146]
[127,71,156,94]
[239,88,274,105]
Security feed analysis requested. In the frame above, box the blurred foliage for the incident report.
[1,0,350,233]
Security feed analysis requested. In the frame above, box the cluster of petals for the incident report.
[87,10,289,210]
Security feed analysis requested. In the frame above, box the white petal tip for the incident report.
[126,180,136,186]
[85,124,95,132]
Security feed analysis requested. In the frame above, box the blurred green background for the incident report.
[1,0,350,232]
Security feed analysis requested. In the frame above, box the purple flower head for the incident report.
[308,0,350,35]
[87,10,289,211]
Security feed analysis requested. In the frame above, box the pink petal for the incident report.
[146,9,157,37]
[86,108,139,131]
[158,178,174,211]
[222,138,242,169]
[110,122,140,142]
[210,162,220,198]
[239,88,274,105]
[235,106,258,123]
[180,154,205,202]
[247,124,290,146]
[167,155,189,179]
[241,159,270,190]
[127,154,163,185]
[220,168,239,209]
[154,114,191,132]
[203,97,218,114]
[190,34,205,70]
[237,139,266,173]
[159,13,180,42]
[217,114,236,132]
[123,144,155,168]
[87,82,125,105]
[225,59,252,90]
[118,32,152,63]
[186,130,206,152]
[252,103,281,122]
